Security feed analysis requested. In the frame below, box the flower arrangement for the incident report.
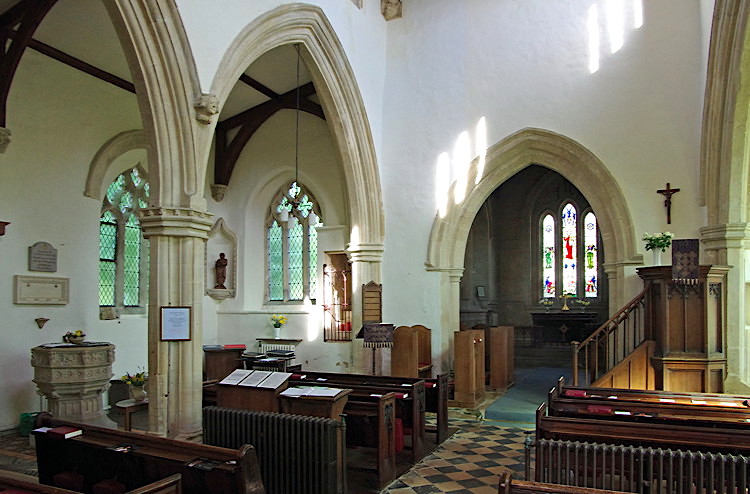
[270,314,287,328]
[643,232,674,252]
[122,370,147,387]
[538,298,554,307]
[575,299,591,307]
[63,330,86,343]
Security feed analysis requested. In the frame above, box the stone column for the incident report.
[701,223,750,393]
[427,267,464,375]
[31,344,116,428]
[139,207,213,438]
[347,242,383,374]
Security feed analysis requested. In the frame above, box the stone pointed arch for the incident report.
[700,0,750,226]
[104,0,208,209]
[103,1,214,439]
[85,130,146,199]
[426,128,639,368]
[209,3,384,250]
[428,128,639,272]
[699,0,750,393]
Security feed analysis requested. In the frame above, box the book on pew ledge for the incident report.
[280,386,347,398]
[47,425,83,439]
[223,344,247,350]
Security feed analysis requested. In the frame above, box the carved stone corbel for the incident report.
[381,0,402,20]
[194,93,219,125]
[210,184,228,202]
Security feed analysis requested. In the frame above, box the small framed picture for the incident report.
[476,286,486,298]
[160,306,192,341]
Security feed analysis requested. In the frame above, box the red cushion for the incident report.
[394,418,403,452]
[92,478,127,494]
[53,471,85,491]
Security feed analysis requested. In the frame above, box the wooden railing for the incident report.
[572,284,650,385]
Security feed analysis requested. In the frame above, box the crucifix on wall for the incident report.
[657,182,680,224]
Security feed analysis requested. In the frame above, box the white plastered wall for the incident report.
[0,50,146,430]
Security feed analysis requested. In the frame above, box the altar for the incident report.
[531,311,600,345]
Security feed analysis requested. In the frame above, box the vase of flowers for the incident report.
[122,370,147,402]
[575,299,591,312]
[643,231,674,265]
[270,314,287,339]
[538,298,554,312]
[63,330,86,344]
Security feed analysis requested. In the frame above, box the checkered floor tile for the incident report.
[382,421,532,493]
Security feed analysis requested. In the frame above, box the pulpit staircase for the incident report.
[572,285,652,387]
[572,265,729,392]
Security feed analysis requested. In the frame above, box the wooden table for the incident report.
[115,398,149,431]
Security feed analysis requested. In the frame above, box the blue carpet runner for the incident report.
[484,367,572,424]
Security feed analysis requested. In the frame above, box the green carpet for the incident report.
[484,367,571,424]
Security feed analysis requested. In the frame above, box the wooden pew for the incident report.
[288,375,425,462]
[296,369,449,444]
[497,471,629,494]
[0,473,183,494]
[342,391,397,489]
[33,415,265,494]
[548,378,750,429]
[537,401,750,454]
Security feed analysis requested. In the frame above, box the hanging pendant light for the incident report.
[288,43,303,229]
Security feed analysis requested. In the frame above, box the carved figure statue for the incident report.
[214,253,228,289]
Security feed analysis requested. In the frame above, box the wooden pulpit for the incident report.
[638,265,729,393]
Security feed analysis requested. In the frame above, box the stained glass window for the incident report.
[267,182,322,303]
[561,203,577,296]
[99,166,149,310]
[542,214,555,297]
[584,212,598,297]
[540,203,599,300]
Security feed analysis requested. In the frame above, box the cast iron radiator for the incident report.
[533,438,750,493]
[203,406,345,494]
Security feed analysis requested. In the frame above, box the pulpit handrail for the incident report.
[572,284,650,385]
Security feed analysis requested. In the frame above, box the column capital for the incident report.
[425,266,465,282]
[700,223,750,249]
[346,242,384,263]
[138,207,213,239]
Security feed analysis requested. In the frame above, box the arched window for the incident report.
[540,202,598,299]
[267,182,321,303]
[99,166,149,310]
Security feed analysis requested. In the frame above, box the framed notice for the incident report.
[160,306,191,341]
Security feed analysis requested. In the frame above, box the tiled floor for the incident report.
[382,421,532,494]
[0,403,536,494]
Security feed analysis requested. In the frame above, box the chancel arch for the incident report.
[427,127,640,373]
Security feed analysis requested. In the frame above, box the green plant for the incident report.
[643,232,674,252]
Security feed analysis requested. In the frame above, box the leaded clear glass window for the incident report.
[99,166,149,310]
[267,182,321,303]
[540,203,598,299]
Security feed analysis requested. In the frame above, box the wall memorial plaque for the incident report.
[29,241,57,272]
